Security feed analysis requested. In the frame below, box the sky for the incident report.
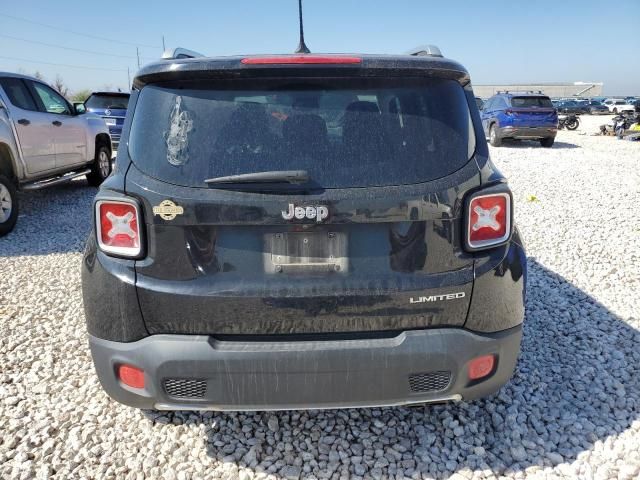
[0,0,638,96]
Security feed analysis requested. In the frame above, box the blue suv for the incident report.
[480,91,557,147]
[84,92,130,152]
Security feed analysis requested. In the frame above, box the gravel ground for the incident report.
[1,115,639,479]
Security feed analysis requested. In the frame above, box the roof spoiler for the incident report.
[161,47,205,60]
[406,45,443,58]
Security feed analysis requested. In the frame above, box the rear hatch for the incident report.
[508,96,556,126]
[125,66,481,336]
[85,93,129,144]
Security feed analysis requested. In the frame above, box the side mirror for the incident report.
[74,102,86,114]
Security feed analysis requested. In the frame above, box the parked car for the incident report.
[603,98,636,114]
[0,72,112,236]
[584,100,609,115]
[83,92,130,153]
[555,100,590,115]
[480,91,557,147]
[82,46,526,411]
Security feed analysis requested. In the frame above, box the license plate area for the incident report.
[265,231,348,274]
[105,118,116,126]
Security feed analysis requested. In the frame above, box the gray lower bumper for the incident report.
[499,126,557,139]
[89,325,522,411]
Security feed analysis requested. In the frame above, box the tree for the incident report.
[33,71,45,80]
[70,89,92,102]
[53,75,69,97]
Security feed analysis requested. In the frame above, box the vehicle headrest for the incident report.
[345,101,380,113]
[282,114,328,144]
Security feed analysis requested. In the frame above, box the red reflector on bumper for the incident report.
[118,364,145,389]
[468,355,495,380]
[241,55,362,65]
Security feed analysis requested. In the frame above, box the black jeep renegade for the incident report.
[82,48,526,411]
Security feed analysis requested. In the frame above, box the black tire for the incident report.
[0,175,18,237]
[489,124,502,147]
[566,118,579,131]
[86,144,112,187]
[612,108,618,114]
[540,137,555,148]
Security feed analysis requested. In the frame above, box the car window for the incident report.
[31,82,71,115]
[0,77,38,111]
[85,94,130,110]
[129,77,476,189]
[510,96,553,108]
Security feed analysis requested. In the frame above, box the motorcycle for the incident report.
[558,113,580,130]
[599,113,639,137]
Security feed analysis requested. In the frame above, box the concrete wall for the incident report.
[473,83,604,99]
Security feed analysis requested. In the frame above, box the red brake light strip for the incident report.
[241,55,362,65]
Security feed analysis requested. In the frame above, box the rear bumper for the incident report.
[498,126,557,140]
[88,324,522,411]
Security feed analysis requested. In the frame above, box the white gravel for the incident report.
[1,114,639,479]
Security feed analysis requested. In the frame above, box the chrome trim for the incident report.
[95,199,143,258]
[154,394,463,412]
[22,169,91,191]
[466,192,512,250]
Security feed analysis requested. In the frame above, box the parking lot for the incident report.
[1,114,639,479]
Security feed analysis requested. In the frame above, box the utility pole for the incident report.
[127,67,131,88]
[136,47,140,69]
[162,35,166,52]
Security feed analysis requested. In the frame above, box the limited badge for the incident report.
[152,200,184,221]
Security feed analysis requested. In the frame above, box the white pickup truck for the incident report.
[0,72,112,236]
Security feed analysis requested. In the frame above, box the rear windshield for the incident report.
[128,78,475,189]
[86,94,129,109]
[510,96,553,108]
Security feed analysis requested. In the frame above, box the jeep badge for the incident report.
[282,204,329,222]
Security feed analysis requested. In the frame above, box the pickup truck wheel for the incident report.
[489,124,502,147]
[0,175,18,237]
[87,144,112,187]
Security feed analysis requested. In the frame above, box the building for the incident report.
[473,82,604,99]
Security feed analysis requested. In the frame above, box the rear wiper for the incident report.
[204,170,309,185]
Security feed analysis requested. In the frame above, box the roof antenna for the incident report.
[294,0,310,54]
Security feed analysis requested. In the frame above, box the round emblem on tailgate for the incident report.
[105,109,111,116]
[152,200,184,221]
